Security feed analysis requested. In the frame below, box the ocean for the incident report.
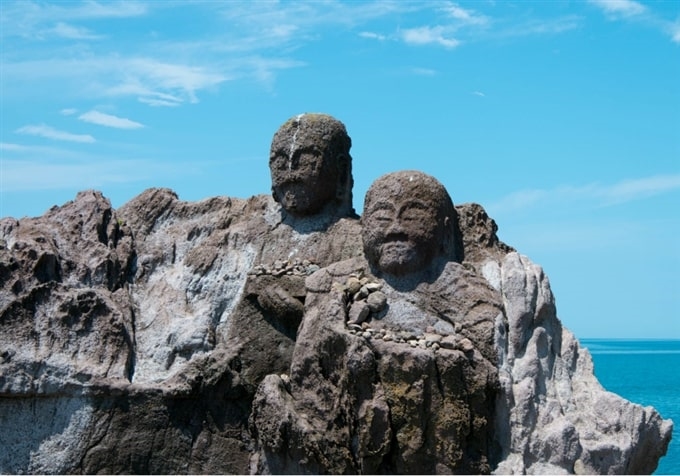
[581,339,680,475]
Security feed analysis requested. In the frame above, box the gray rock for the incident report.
[492,252,673,475]
[366,290,387,312]
[0,178,671,474]
[348,300,370,325]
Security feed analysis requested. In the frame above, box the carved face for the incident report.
[270,139,338,217]
[270,114,352,218]
[362,171,454,276]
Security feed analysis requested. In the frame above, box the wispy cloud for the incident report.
[359,31,387,41]
[587,0,678,43]
[1,1,148,39]
[107,58,228,104]
[78,110,144,129]
[138,97,180,107]
[489,174,680,214]
[60,108,77,116]
[3,56,229,105]
[600,175,680,204]
[68,1,148,19]
[15,124,95,143]
[668,19,680,44]
[411,67,437,76]
[494,16,582,39]
[51,21,104,40]
[401,26,460,49]
[1,140,208,192]
[2,158,187,192]
[0,142,31,152]
[588,0,646,18]
[441,3,489,26]
[472,91,485,97]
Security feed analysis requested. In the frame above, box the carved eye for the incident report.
[271,155,288,171]
[369,208,394,225]
[399,202,433,224]
[299,152,322,172]
[401,208,428,223]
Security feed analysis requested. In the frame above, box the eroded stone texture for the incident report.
[250,172,503,474]
[490,251,673,474]
[0,124,673,474]
[0,191,135,394]
[251,255,502,474]
[270,113,354,219]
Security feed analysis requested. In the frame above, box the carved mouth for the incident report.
[379,241,416,257]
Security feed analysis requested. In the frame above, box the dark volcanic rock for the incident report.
[0,116,672,474]
[250,256,500,474]
[0,186,672,474]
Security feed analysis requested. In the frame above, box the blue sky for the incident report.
[1,0,678,338]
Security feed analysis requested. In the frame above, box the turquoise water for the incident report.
[582,339,680,475]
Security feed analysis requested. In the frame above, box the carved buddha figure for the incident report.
[269,113,354,218]
[362,170,457,278]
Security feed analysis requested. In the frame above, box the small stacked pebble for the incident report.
[336,273,475,354]
[249,258,321,277]
[334,271,387,325]
[346,323,474,354]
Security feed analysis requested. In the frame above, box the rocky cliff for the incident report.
[0,189,672,474]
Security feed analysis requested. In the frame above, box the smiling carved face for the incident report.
[362,171,455,276]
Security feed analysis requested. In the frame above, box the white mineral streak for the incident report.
[288,113,305,169]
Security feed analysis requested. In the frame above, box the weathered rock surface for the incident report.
[250,256,501,474]
[0,190,672,474]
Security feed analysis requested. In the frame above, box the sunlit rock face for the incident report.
[0,116,672,474]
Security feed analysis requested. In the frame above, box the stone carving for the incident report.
[109,113,361,385]
[221,114,362,397]
[250,171,503,473]
[270,113,354,219]
[0,115,673,474]
[362,170,457,278]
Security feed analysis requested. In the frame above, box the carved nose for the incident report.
[385,220,407,241]
[385,220,407,237]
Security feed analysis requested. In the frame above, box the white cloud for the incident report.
[588,0,646,18]
[60,108,77,116]
[51,22,103,40]
[78,110,144,129]
[670,21,680,43]
[489,174,680,214]
[0,142,29,151]
[3,56,229,105]
[15,124,95,143]
[138,97,180,107]
[600,174,680,204]
[501,16,582,37]
[122,58,228,103]
[411,67,437,76]
[472,91,485,97]
[401,26,460,49]
[1,158,186,192]
[70,1,148,19]
[589,0,680,44]
[1,1,148,39]
[442,3,489,26]
[359,31,386,41]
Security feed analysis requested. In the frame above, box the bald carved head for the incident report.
[270,113,354,218]
[362,171,457,276]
